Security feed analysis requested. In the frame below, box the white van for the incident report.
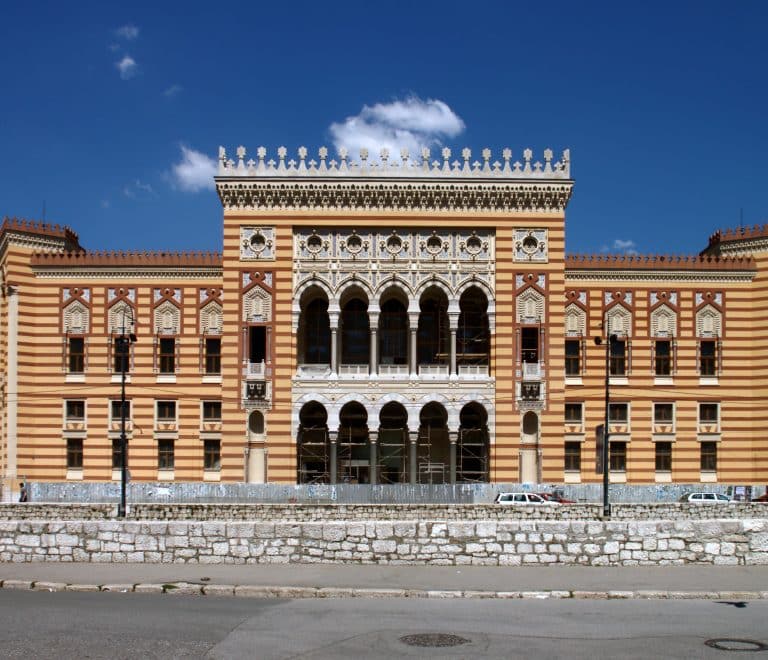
[684,492,731,503]
[494,492,547,504]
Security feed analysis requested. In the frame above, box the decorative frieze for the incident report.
[216,146,573,212]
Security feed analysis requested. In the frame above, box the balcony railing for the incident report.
[458,364,489,377]
[521,362,542,380]
[243,361,272,378]
[419,364,449,378]
[378,364,409,377]
[297,363,331,377]
[339,363,369,377]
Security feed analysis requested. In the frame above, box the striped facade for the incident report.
[0,145,765,495]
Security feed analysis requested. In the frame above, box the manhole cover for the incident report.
[399,633,470,648]
[705,638,768,652]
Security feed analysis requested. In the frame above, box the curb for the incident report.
[2,580,768,600]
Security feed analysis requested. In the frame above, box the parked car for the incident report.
[752,492,768,502]
[537,492,574,504]
[495,492,548,504]
[680,492,731,503]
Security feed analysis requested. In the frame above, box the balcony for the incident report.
[458,364,489,378]
[378,364,409,377]
[243,361,272,379]
[419,364,450,378]
[297,363,331,378]
[521,362,542,381]
[338,363,369,377]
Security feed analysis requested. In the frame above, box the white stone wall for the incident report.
[1,519,766,566]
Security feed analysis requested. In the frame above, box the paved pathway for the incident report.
[1,563,766,599]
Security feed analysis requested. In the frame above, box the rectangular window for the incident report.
[205,337,221,374]
[653,403,674,424]
[67,438,83,469]
[111,400,131,421]
[202,400,222,422]
[68,337,85,373]
[655,441,672,472]
[699,402,719,424]
[521,327,539,363]
[158,337,176,374]
[564,442,581,472]
[112,438,123,469]
[699,339,717,376]
[654,339,671,376]
[565,339,580,376]
[608,402,628,424]
[609,441,627,472]
[564,402,583,424]
[609,339,626,376]
[65,400,85,421]
[113,336,130,373]
[156,400,176,422]
[204,439,221,471]
[158,439,175,470]
[701,441,717,471]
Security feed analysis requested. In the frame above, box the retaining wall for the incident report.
[1,518,767,566]
[3,502,768,521]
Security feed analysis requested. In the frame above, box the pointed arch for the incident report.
[696,304,722,337]
[650,303,677,337]
[200,300,223,334]
[63,299,90,334]
[564,302,586,336]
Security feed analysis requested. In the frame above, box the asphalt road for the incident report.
[1,590,766,659]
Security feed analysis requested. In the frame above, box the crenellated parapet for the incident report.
[216,145,573,213]
[29,250,223,280]
[704,223,768,257]
[565,253,756,282]
[30,250,223,266]
[1,216,82,256]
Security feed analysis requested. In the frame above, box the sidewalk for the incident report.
[1,563,767,600]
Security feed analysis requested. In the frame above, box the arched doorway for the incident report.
[418,402,449,484]
[520,411,540,484]
[297,402,329,484]
[338,402,369,483]
[458,403,489,482]
[378,402,408,484]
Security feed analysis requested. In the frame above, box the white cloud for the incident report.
[601,239,639,254]
[171,145,216,192]
[116,55,137,80]
[116,24,139,40]
[163,84,183,98]
[328,96,465,161]
[123,179,154,198]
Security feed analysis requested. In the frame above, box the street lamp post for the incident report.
[117,313,136,518]
[594,332,617,518]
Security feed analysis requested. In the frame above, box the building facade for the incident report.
[0,145,765,494]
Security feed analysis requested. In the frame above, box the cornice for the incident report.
[215,145,573,213]
[32,267,222,280]
[565,269,754,283]
[216,178,574,213]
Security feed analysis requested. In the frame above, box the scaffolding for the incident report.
[297,426,329,484]
[458,426,489,482]
[377,427,407,484]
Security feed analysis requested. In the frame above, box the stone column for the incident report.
[368,430,378,485]
[328,430,338,484]
[448,303,460,380]
[409,327,418,378]
[409,430,419,484]
[449,430,458,484]
[369,327,378,377]
[450,329,457,378]
[329,309,339,378]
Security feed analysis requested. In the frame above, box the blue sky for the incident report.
[1,1,766,255]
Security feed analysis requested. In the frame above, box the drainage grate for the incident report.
[399,633,470,648]
[705,639,768,652]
